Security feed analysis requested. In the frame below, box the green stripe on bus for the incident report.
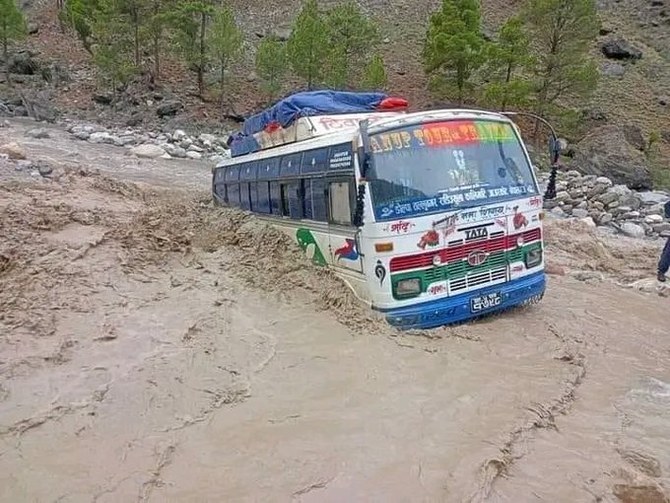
[390,242,542,295]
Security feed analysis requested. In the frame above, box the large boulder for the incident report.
[156,100,183,117]
[601,38,643,60]
[9,50,39,75]
[571,125,653,190]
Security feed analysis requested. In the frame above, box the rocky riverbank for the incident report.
[65,122,232,163]
[538,169,670,239]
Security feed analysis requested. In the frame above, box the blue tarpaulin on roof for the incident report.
[241,90,388,136]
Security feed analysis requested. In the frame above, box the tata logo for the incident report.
[467,250,489,267]
[465,227,488,240]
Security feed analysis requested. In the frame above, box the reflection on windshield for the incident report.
[367,119,537,220]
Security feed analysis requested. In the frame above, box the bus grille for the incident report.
[448,266,507,293]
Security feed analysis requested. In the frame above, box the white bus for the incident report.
[212,91,556,329]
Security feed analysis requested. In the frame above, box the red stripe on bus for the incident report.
[389,228,542,273]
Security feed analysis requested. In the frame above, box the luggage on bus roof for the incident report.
[242,90,389,136]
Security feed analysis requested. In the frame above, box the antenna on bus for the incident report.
[500,111,560,201]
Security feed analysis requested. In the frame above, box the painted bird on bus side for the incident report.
[334,239,359,261]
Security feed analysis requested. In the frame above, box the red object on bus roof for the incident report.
[264,121,281,133]
[376,97,409,110]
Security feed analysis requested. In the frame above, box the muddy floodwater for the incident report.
[1,119,669,502]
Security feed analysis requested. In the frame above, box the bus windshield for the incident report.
[367,119,538,221]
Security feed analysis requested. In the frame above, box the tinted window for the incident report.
[258,157,280,179]
[303,179,328,222]
[310,179,328,222]
[249,182,259,211]
[214,182,226,201]
[270,181,281,214]
[280,153,302,177]
[239,183,251,210]
[226,165,241,181]
[328,143,354,172]
[302,148,329,175]
[286,181,303,219]
[256,181,271,213]
[240,162,257,181]
[227,183,240,205]
[329,181,352,225]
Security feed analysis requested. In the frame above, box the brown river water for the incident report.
[0,119,668,502]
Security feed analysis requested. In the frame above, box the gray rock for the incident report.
[601,61,626,78]
[638,191,669,205]
[620,222,645,238]
[36,161,53,177]
[620,195,642,210]
[73,131,90,141]
[571,125,652,189]
[599,213,614,225]
[598,192,619,205]
[572,208,590,218]
[652,222,670,233]
[186,151,203,160]
[645,214,664,224]
[25,127,50,139]
[555,191,571,203]
[113,136,136,147]
[173,129,188,141]
[551,206,567,217]
[601,38,643,60]
[157,100,183,117]
[130,144,166,158]
[163,143,187,158]
[89,132,117,145]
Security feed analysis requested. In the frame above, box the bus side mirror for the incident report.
[549,137,560,165]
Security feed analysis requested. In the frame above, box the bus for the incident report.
[212,90,558,330]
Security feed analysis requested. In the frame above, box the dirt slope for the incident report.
[0,119,669,502]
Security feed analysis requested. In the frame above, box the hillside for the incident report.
[5,0,670,181]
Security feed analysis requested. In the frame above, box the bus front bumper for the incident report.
[376,271,546,330]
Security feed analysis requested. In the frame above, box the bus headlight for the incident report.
[525,248,543,268]
[395,278,421,297]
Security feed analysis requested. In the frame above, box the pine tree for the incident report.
[117,0,148,67]
[59,0,98,54]
[171,1,215,96]
[143,0,176,82]
[423,0,485,105]
[208,5,243,104]
[286,0,328,89]
[255,35,288,101]
[360,54,387,91]
[322,1,379,87]
[90,0,134,97]
[523,0,599,130]
[0,0,26,84]
[482,16,533,111]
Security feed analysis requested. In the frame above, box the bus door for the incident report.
[327,177,364,274]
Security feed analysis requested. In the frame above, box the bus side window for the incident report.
[310,179,328,222]
[270,181,281,214]
[280,181,303,219]
[256,181,270,213]
[329,181,353,226]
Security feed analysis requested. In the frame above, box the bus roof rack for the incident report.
[226,90,409,158]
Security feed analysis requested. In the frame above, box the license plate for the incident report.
[470,292,502,312]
